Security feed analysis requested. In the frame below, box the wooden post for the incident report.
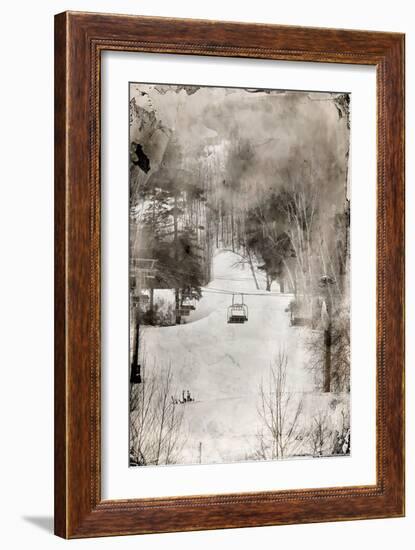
[149,286,154,325]
[173,193,181,325]
[175,288,181,325]
[321,284,332,393]
[323,323,331,392]
[131,304,140,376]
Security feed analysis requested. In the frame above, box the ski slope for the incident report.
[141,250,320,465]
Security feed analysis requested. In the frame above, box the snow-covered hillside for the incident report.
[139,250,346,465]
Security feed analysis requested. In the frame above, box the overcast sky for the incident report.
[130,83,350,216]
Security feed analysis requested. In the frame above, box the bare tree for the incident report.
[129,360,186,466]
[306,299,350,393]
[305,403,350,457]
[298,221,350,393]
[306,411,333,457]
[255,350,304,460]
[332,408,351,455]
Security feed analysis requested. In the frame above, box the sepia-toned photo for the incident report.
[128,82,351,467]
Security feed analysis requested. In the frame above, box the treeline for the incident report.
[129,94,350,331]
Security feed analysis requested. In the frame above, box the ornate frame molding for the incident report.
[55,11,405,538]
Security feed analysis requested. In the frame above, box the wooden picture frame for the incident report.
[54,11,405,538]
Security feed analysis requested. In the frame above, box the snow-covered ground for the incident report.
[139,250,345,465]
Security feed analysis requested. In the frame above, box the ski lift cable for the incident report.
[201,286,293,297]
[214,276,262,282]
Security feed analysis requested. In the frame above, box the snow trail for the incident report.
[141,249,315,464]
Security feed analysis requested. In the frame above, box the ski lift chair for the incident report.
[182,291,197,311]
[181,298,196,312]
[227,294,248,324]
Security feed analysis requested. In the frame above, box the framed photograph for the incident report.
[54,11,405,538]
